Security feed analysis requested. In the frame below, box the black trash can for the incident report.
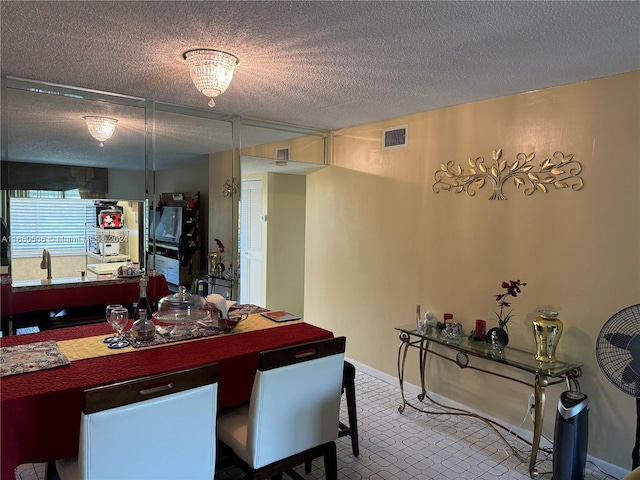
[552,391,589,480]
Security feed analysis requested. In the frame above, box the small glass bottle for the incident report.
[133,276,153,321]
[123,260,133,277]
[130,310,155,342]
[132,277,155,342]
[415,304,423,334]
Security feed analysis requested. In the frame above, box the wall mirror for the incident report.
[151,103,234,291]
[2,77,147,283]
[1,76,327,314]
[237,121,327,315]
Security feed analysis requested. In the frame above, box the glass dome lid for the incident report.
[156,286,208,324]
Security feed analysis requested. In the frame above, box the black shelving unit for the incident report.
[149,192,201,289]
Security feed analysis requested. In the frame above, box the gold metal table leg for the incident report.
[529,373,549,477]
[397,331,411,413]
[417,337,429,402]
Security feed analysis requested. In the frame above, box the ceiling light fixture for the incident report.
[184,49,239,108]
[83,116,118,147]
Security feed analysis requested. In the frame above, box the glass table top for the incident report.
[395,324,582,378]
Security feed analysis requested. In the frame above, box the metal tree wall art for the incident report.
[432,149,583,200]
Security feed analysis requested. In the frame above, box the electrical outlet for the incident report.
[528,393,536,421]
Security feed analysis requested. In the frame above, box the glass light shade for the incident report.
[83,116,118,147]
[184,49,239,107]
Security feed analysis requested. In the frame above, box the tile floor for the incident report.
[16,368,621,480]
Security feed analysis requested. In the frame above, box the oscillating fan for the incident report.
[596,304,640,469]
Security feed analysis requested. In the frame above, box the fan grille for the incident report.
[596,304,640,398]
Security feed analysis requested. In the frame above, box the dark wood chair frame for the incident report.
[217,440,337,480]
[339,360,360,456]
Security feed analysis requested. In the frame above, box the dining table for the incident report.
[0,315,333,480]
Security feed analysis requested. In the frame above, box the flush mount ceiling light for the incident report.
[184,49,239,108]
[83,116,118,147]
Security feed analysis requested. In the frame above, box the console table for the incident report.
[395,324,582,478]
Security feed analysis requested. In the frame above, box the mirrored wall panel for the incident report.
[3,78,147,283]
[237,120,327,313]
[150,103,234,292]
[1,76,327,311]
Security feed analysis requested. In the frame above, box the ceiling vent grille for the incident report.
[382,125,408,150]
[276,147,290,161]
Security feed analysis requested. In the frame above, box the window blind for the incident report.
[9,198,95,257]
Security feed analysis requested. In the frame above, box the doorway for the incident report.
[239,179,264,306]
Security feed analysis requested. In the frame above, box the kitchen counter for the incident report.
[1,274,170,318]
[86,261,129,276]
[11,275,129,291]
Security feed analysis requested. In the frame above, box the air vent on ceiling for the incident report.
[276,147,290,161]
[382,125,408,150]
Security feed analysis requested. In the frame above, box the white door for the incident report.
[240,179,264,305]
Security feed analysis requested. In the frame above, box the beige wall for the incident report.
[121,201,139,263]
[304,72,640,470]
[155,163,210,268]
[241,134,326,165]
[240,172,306,314]
[265,172,306,315]
[208,151,235,270]
[107,168,145,201]
[155,163,209,210]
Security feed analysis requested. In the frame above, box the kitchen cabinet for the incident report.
[155,254,180,286]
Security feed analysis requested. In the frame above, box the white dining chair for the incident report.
[55,363,218,480]
[216,336,346,480]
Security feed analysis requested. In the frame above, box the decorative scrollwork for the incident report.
[455,352,469,368]
[432,149,583,200]
[222,178,239,197]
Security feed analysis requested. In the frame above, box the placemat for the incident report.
[1,340,70,377]
[58,309,301,362]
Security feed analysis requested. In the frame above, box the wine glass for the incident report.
[107,307,130,349]
[103,304,123,343]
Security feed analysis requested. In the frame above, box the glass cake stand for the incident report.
[155,286,209,337]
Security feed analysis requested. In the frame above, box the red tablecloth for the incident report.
[1,274,170,317]
[0,321,333,480]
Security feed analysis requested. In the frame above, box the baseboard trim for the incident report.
[345,357,630,480]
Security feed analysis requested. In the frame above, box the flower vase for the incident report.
[487,327,509,347]
[532,310,563,363]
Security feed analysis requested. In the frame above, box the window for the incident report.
[9,194,95,257]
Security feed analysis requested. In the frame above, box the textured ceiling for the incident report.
[1,1,639,170]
